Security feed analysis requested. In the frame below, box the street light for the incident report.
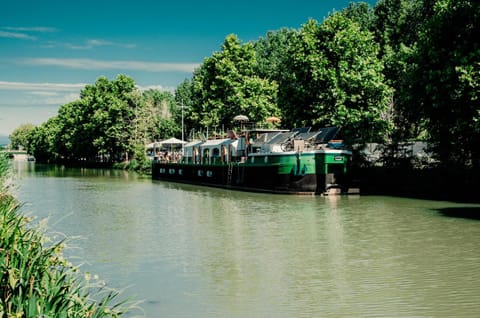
[181,100,184,155]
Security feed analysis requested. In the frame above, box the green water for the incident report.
[13,162,480,317]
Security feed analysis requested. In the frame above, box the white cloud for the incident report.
[62,38,137,50]
[0,26,57,40]
[0,81,81,107]
[45,92,80,105]
[137,84,176,92]
[0,81,87,91]
[21,58,199,73]
[27,91,59,96]
[0,30,36,40]
[2,26,57,33]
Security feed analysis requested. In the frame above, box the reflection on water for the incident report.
[12,162,480,317]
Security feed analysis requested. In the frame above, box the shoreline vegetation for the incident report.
[7,0,478,180]
[0,154,138,317]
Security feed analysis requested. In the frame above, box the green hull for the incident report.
[152,149,353,194]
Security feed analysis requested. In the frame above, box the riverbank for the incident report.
[353,166,480,203]
[0,154,136,317]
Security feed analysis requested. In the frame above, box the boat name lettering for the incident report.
[334,156,344,161]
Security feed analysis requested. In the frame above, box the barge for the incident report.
[152,127,358,195]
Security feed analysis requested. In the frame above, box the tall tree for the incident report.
[27,117,62,162]
[175,79,194,139]
[28,75,142,163]
[373,0,426,140]
[77,75,140,161]
[405,0,480,167]
[254,28,301,127]
[9,123,35,150]
[282,16,393,142]
[191,34,279,130]
[140,89,179,142]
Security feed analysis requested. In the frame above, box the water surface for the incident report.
[13,162,480,317]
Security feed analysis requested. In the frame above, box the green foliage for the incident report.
[403,0,480,167]
[0,155,136,317]
[276,16,393,143]
[0,153,10,197]
[372,0,427,141]
[139,89,180,142]
[27,117,63,163]
[174,79,194,137]
[27,75,143,163]
[8,124,35,151]
[14,0,480,168]
[191,34,280,129]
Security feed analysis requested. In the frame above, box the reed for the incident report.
[0,154,137,317]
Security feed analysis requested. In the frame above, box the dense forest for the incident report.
[10,0,480,169]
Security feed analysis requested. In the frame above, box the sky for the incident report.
[0,0,376,138]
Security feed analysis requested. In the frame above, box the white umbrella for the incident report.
[158,137,187,145]
[233,114,249,122]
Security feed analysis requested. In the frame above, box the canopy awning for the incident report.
[158,137,187,145]
[146,137,187,149]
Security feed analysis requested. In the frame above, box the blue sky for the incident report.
[0,0,376,137]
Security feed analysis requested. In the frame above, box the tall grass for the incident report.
[0,154,138,317]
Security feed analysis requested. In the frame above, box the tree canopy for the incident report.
[9,123,35,150]
[27,75,178,164]
[21,0,480,169]
[190,34,280,131]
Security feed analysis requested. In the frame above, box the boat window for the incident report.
[212,148,220,157]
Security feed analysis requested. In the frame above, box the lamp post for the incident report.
[181,100,184,155]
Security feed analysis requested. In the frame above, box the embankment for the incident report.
[352,166,480,203]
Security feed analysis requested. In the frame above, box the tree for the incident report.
[27,117,62,162]
[191,34,279,131]
[372,0,427,140]
[405,0,480,167]
[75,75,141,162]
[139,89,180,142]
[27,75,143,163]
[254,28,301,127]
[175,79,194,138]
[282,16,393,143]
[9,123,35,151]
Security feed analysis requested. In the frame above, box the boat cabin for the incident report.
[182,138,246,164]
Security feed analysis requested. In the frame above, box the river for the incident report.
[11,161,480,317]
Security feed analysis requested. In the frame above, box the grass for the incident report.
[0,154,138,317]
